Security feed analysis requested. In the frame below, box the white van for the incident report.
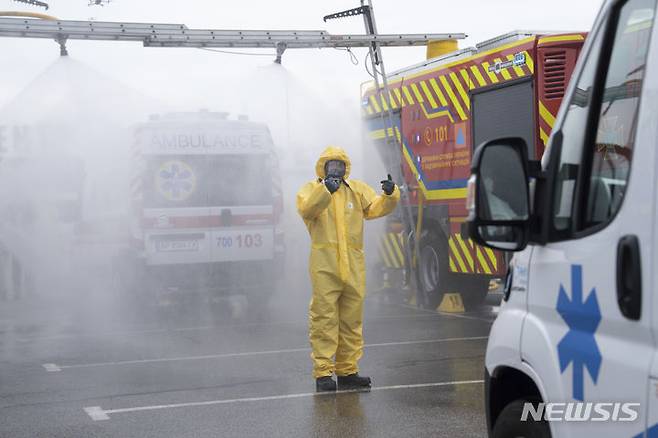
[465,0,658,436]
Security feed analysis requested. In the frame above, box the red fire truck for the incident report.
[363,31,586,309]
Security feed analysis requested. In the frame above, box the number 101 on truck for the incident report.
[362,31,586,309]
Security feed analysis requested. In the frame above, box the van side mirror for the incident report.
[466,138,531,252]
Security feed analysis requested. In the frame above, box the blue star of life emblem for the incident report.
[556,264,602,401]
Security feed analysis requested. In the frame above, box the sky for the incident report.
[0,0,605,109]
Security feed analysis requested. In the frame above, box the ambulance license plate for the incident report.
[155,239,199,252]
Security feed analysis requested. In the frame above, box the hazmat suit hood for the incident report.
[315,146,352,179]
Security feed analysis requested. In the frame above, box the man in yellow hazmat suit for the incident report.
[296,146,399,392]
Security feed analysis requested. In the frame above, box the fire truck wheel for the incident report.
[492,399,551,438]
[417,230,449,308]
[456,275,490,310]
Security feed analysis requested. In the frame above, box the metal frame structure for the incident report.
[0,17,465,63]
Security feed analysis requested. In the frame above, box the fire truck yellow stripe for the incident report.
[419,80,438,109]
[540,127,549,145]
[369,95,382,113]
[410,83,425,104]
[439,75,467,121]
[481,61,500,84]
[538,34,584,45]
[379,240,395,268]
[460,69,474,90]
[389,233,405,266]
[366,106,374,115]
[388,91,399,109]
[456,235,474,271]
[402,86,415,105]
[381,234,398,268]
[506,54,526,77]
[485,248,497,270]
[539,100,556,128]
[469,65,487,87]
[494,58,513,80]
[476,247,492,274]
[429,78,449,107]
[450,72,470,110]
[448,237,468,273]
[523,51,534,74]
[449,257,457,272]
[379,93,390,111]
[393,88,406,107]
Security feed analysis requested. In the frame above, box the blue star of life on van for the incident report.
[556,264,602,401]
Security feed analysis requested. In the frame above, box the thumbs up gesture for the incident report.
[380,174,396,195]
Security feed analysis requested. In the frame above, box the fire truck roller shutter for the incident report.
[471,78,535,160]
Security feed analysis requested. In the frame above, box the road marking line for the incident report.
[83,379,485,421]
[42,363,61,372]
[15,312,444,343]
[43,336,488,372]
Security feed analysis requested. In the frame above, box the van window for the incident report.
[551,0,655,236]
[143,154,272,208]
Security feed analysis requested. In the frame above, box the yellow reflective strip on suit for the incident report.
[469,65,487,87]
[449,72,470,110]
[456,235,474,272]
[369,95,382,113]
[476,247,492,274]
[460,69,474,90]
[523,51,535,74]
[388,91,398,109]
[540,127,549,145]
[485,248,497,271]
[448,237,468,273]
[494,58,513,80]
[389,233,405,267]
[539,100,556,128]
[381,233,399,268]
[402,86,415,105]
[482,61,500,84]
[429,78,449,106]
[506,54,526,77]
[419,80,438,109]
[439,75,467,121]
[537,34,584,45]
[410,83,425,104]
[393,88,406,107]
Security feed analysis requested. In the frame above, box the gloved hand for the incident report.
[381,174,396,195]
[324,177,341,194]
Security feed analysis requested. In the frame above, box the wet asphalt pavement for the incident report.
[0,286,499,438]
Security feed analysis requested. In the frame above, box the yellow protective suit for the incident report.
[296,146,400,378]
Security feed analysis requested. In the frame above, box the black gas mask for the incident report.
[324,160,346,179]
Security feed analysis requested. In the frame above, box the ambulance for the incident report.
[115,111,284,309]
[465,0,658,436]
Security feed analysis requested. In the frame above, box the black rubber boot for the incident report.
[337,373,372,390]
[316,376,337,392]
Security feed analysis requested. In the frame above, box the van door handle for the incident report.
[616,235,642,320]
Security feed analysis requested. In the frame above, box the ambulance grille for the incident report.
[543,50,567,99]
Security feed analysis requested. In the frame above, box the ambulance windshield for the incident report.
[142,154,272,208]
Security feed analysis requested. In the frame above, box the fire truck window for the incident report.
[207,155,272,206]
[551,17,607,233]
[584,0,654,228]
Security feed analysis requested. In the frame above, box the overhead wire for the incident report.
[198,47,274,56]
